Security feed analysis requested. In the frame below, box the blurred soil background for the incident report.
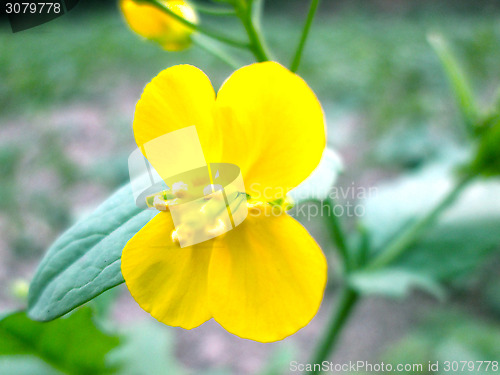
[1,0,500,373]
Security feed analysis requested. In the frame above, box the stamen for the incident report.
[246,200,267,215]
[172,181,189,198]
[153,195,169,211]
[206,218,227,237]
[245,195,295,216]
[171,229,179,243]
[171,225,195,246]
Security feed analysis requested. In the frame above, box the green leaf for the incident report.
[0,357,62,375]
[0,308,120,375]
[428,34,478,132]
[362,162,500,283]
[28,184,157,321]
[349,269,445,300]
[470,116,500,176]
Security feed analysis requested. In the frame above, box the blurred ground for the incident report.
[1,3,500,374]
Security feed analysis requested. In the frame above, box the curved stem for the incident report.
[290,0,321,72]
[140,0,250,49]
[308,288,359,374]
[235,0,271,61]
[367,172,476,270]
[324,199,350,272]
[308,173,475,371]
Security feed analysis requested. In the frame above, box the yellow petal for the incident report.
[121,212,212,329]
[214,62,326,201]
[208,214,327,342]
[119,0,197,51]
[133,64,221,166]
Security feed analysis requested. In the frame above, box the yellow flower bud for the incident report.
[172,181,189,198]
[119,0,198,51]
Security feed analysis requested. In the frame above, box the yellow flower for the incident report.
[122,62,327,342]
[119,0,197,51]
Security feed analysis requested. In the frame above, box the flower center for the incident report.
[147,186,248,246]
[146,182,294,247]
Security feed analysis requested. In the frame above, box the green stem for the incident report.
[355,224,370,268]
[325,199,350,272]
[192,35,241,69]
[139,0,250,49]
[290,0,321,72]
[308,288,359,374]
[367,172,476,270]
[235,0,271,61]
[308,173,475,371]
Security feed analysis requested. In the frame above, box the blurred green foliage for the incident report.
[0,304,198,375]
[1,7,500,129]
[382,311,500,374]
[0,10,229,114]
[471,117,500,176]
[1,4,500,375]
[0,308,119,375]
[107,322,187,375]
[362,161,500,286]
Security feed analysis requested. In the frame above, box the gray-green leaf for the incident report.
[28,184,157,321]
[349,269,445,300]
